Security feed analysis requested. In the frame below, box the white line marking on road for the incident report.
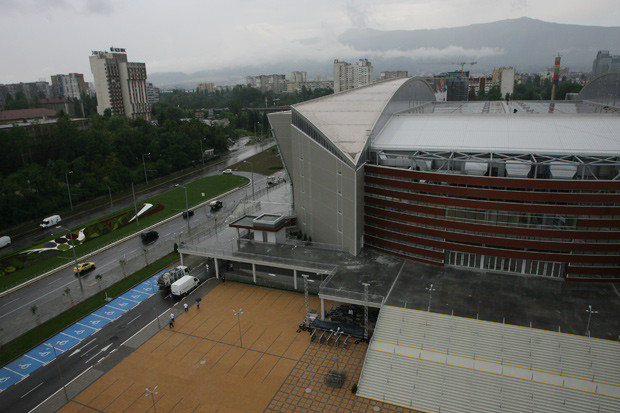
[85,344,112,364]
[20,382,43,398]
[30,366,93,412]
[80,345,98,358]
[127,315,141,325]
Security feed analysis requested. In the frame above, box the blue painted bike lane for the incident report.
[0,272,165,392]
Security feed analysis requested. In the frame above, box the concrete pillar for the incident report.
[320,298,325,320]
[179,252,184,267]
[214,258,220,279]
[252,263,256,284]
[293,269,297,290]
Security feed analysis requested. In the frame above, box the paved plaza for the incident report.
[59,282,416,412]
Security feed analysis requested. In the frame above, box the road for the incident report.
[0,140,276,344]
[0,265,210,412]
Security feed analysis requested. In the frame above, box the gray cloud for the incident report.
[346,1,369,28]
[83,0,114,15]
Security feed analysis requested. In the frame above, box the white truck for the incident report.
[171,275,200,297]
[40,215,61,228]
[157,265,189,291]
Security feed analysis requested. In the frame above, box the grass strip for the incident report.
[0,252,178,367]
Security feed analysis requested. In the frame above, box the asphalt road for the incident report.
[0,264,209,412]
[0,140,274,342]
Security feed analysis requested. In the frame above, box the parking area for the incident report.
[59,282,415,412]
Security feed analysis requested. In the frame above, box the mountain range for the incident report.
[148,17,620,89]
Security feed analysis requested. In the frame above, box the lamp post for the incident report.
[199,139,205,166]
[244,160,254,200]
[233,308,244,347]
[45,343,69,402]
[106,184,113,208]
[175,184,190,233]
[585,305,598,337]
[142,153,150,185]
[65,171,73,211]
[145,386,158,413]
[426,283,436,312]
[57,225,83,292]
[131,182,139,226]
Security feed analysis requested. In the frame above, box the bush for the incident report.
[351,383,358,393]
[173,242,178,253]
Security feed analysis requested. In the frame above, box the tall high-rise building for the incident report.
[245,74,286,93]
[492,67,515,97]
[592,50,620,75]
[333,59,374,93]
[89,48,151,120]
[290,71,307,84]
[146,82,159,104]
[380,71,408,81]
[50,73,86,99]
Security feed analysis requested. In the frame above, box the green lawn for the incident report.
[0,174,248,292]
[232,146,284,176]
[0,253,179,367]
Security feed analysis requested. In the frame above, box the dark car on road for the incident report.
[210,200,223,212]
[182,210,194,219]
[141,230,159,244]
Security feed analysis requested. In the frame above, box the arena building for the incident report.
[269,72,620,281]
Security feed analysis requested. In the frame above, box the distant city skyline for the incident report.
[1,0,620,84]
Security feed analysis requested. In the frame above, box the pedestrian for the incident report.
[221,274,226,284]
[184,303,188,312]
[196,300,200,310]
[170,313,175,326]
[169,319,173,329]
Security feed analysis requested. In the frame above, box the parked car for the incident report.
[182,210,194,219]
[73,261,95,276]
[141,230,159,244]
[210,200,223,211]
[40,215,61,229]
[0,236,11,249]
[222,169,232,174]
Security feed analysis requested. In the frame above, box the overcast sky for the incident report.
[1,0,619,84]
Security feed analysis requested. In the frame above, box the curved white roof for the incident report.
[372,102,620,156]
[292,78,410,163]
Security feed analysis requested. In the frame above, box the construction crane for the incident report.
[420,61,477,76]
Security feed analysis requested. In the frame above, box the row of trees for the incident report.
[468,76,583,101]
[0,114,233,228]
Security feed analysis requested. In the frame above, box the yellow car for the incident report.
[73,261,95,276]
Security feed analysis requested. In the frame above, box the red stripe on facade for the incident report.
[364,204,620,240]
[366,164,620,191]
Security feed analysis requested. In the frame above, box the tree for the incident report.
[487,86,502,100]
[64,287,74,306]
[468,88,477,101]
[31,305,41,326]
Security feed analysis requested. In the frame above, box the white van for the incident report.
[40,215,61,229]
[171,275,200,297]
[0,236,10,249]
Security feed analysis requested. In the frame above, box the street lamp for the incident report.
[585,305,598,337]
[244,161,254,200]
[426,283,436,312]
[142,153,151,185]
[199,139,206,166]
[175,184,190,233]
[233,308,244,347]
[65,171,73,211]
[45,343,69,402]
[145,386,158,413]
[57,225,83,292]
[106,184,113,208]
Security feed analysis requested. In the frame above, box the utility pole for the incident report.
[65,171,73,211]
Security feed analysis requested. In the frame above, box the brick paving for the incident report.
[59,283,419,413]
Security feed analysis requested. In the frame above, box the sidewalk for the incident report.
[50,282,413,413]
